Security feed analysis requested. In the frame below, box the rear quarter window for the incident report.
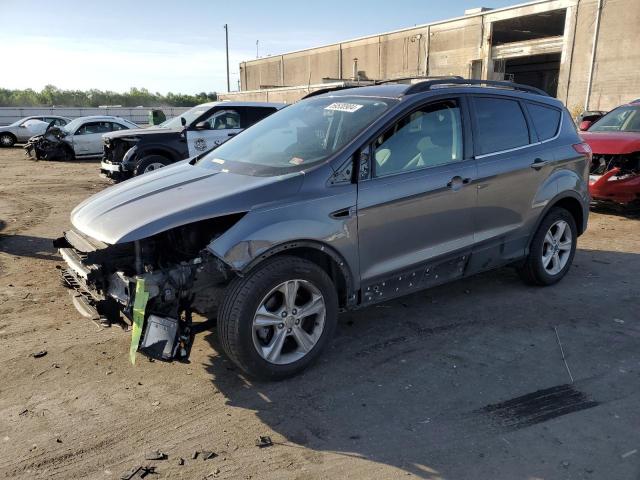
[472,97,530,155]
[526,102,561,141]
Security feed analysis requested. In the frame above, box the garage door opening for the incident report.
[494,52,561,96]
[492,9,566,44]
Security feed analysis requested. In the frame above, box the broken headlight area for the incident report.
[24,127,72,161]
[589,152,640,206]
[55,215,245,361]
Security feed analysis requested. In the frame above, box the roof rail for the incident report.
[404,78,550,97]
[374,75,463,85]
[301,85,356,100]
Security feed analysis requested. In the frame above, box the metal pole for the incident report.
[256,40,259,59]
[585,0,603,110]
[224,24,230,92]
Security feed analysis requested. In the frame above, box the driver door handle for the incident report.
[447,176,471,190]
[530,158,548,170]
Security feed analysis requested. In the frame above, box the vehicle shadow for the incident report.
[199,247,640,478]
[590,203,640,220]
[0,233,59,261]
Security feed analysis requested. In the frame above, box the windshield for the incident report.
[589,105,640,132]
[196,96,397,175]
[160,104,213,129]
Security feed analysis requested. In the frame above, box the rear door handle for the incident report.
[447,176,471,191]
[530,158,548,170]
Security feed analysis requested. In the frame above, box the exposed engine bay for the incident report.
[54,215,244,362]
[589,152,640,206]
[25,126,74,161]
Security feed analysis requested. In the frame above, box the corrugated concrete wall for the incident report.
[237,0,640,111]
[0,106,191,126]
[564,0,640,112]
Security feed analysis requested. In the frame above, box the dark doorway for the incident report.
[495,52,561,97]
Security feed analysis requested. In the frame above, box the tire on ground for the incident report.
[134,155,170,176]
[519,206,577,286]
[218,255,339,380]
[0,133,16,148]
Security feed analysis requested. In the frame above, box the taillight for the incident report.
[573,142,593,162]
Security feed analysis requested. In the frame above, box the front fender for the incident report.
[207,187,360,290]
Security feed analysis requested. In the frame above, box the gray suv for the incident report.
[55,79,591,380]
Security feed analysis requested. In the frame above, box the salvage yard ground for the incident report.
[0,147,639,480]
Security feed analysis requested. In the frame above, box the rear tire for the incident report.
[218,256,338,380]
[134,155,170,176]
[519,207,577,286]
[0,133,16,148]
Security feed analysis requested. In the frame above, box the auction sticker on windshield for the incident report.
[325,102,363,113]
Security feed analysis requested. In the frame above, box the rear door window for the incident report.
[526,102,561,141]
[471,97,530,155]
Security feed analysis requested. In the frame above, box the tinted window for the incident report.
[472,97,529,155]
[75,121,111,135]
[200,109,241,130]
[373,99,463,177]
[527,103,561,140]
[110,122,128,131]
[245,107,278,126]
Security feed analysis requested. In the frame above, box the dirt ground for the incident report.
[0,146,638,480]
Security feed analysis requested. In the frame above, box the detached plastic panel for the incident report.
[139,315,179,360]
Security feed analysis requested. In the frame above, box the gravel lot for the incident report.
[0,147,638,480]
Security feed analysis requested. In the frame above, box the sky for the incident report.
[1,0,520,95]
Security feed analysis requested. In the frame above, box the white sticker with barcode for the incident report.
[324,102,363,113]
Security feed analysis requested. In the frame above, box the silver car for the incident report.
[0,115,70,147]
[26,115,139,160]
[56,78,591,380]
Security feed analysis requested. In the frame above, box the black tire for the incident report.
[218,256,339,380]
[519,207,577,286]
[134,155,170,176]
[0,133,16,148]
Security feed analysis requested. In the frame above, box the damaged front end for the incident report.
[54,217,242,362]
[25,126,73,161]
[589,152,640,206]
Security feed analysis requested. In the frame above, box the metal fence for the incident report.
[0,106,192,126]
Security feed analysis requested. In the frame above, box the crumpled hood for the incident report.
[71,161,303,244]
[580,131,640,154]
[104,126,182,141]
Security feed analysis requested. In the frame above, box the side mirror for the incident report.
[194,121,209,130]
[180,117,186,127]
[579,120,592,131]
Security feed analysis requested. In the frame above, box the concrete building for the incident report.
[220,0,640,113]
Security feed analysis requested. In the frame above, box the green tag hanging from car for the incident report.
[129,278,149,365]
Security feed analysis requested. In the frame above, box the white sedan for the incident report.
[26,115,139,160]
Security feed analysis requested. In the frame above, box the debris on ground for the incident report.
[177,457,185,466]
[144,449,167,460]
[255,436,273,448]
[202,450,217,460]
[31,350,47,358]
[192,450,199,460]
[19,408,29,416]
[120,465,157,479]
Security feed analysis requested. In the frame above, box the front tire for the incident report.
[134,155,170,176]
[0,133,16,148]
[218,256,338,380]
[519,207,577,286]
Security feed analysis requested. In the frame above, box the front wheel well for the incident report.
[139,149,176,162]
[552,196,585,235]
[246,245,352,309]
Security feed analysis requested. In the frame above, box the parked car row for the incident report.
[55,78,593,380]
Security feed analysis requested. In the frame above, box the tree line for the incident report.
[0,85,217,107]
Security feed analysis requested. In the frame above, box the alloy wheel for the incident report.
[252,279,326,365]
[541,220,572,275]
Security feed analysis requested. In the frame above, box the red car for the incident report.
[580,101,640,207]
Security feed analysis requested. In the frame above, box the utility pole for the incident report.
[224,24,230,92]
[256,40,259,59]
